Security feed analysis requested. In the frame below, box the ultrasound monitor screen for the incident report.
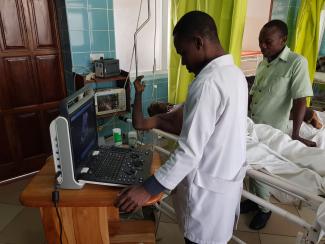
[69,99,97,170]
[97,93,119,112]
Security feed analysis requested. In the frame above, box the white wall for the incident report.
[113,0,163,74]
[242,0,272,51]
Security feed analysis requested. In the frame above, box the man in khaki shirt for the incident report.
[242,19,316,230]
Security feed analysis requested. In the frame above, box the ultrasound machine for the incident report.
[49,85,152,189]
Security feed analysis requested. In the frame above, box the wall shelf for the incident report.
[74,70,131,118]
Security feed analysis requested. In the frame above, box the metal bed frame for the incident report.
[149,128,325,244]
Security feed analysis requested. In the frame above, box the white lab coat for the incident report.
[155,55,248,244]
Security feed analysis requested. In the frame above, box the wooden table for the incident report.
[20,150,162,244]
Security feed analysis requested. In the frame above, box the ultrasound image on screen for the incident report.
[97,94,119,112]
[70,100,97,168]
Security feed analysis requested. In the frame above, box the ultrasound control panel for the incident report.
[78,146,153,186]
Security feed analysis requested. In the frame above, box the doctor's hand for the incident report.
[292,135,317,147]
[114,185,151,212]
[134,75,145,93]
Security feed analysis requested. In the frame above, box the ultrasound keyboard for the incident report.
[79,146,152,186]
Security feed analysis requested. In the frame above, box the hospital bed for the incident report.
[148,126,325,244]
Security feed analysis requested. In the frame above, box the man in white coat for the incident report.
[115,11,248,244]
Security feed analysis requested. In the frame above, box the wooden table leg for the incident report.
[40,207,110,244]
[107,206,119,223]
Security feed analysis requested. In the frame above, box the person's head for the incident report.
[147,102,174,116]
[259,20,288,59]
[173,11,223,75]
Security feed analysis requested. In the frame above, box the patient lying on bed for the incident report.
[145,99,325,148]
[132,77,325,196]
[147,100,323,132]
[132,76,324,150]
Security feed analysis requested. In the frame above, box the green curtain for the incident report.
[289,0,325,83]
[168,0,247,104]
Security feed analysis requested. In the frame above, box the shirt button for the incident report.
[259,90,262,92]
[252,113,255,116]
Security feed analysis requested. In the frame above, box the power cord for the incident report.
[52,171,63,244]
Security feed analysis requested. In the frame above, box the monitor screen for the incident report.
[69,98,98,170]
[97,93,119,112]
[94,88,126,115]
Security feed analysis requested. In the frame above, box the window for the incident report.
[240,0,272,76]
[242,0,272,52]
[113,0,169,75]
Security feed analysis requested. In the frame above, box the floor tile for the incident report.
[269,195,281,204]
[157,196,176,224]
[259,233,296,244]
[0,178,31,192]
[258,203,304,236]
[157,208,177,224]
[237,213,259,233]
[296,205,317,225]
[0,178,32,205]
[0,207,44,244]
[269,191,300,206]
[229,230,260,244]
[0,204,24,232]
[156,222,184,244]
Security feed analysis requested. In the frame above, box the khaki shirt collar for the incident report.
[262,45,290,64]
[278,46,290,62]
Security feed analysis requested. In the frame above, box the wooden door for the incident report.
[0,0,66,181]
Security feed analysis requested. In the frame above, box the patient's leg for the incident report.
[291,107,323,129]
[308,110,323,129]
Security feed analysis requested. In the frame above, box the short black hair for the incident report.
[173,11,219,42]
[263,19,288,37]
[147,102,168,116]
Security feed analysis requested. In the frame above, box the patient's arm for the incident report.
[292,97,316,147]
[155,107,183,135]
[132,76,157,130]
[132,76,182,135]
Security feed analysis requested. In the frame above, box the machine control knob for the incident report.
[125,168,136,175]
[130,153,139,159]
[133,160,143,167]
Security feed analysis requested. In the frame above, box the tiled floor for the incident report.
[0,178,45,244]
[0,177,320,244]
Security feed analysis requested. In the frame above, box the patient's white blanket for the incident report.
[247,117,325,195]
[287,111,325,149]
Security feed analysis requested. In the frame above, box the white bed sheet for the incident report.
[247,117,325,195]
[153,112,325,195]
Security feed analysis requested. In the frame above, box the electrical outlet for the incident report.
[153,84,158,89]
[90,53,104,62]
